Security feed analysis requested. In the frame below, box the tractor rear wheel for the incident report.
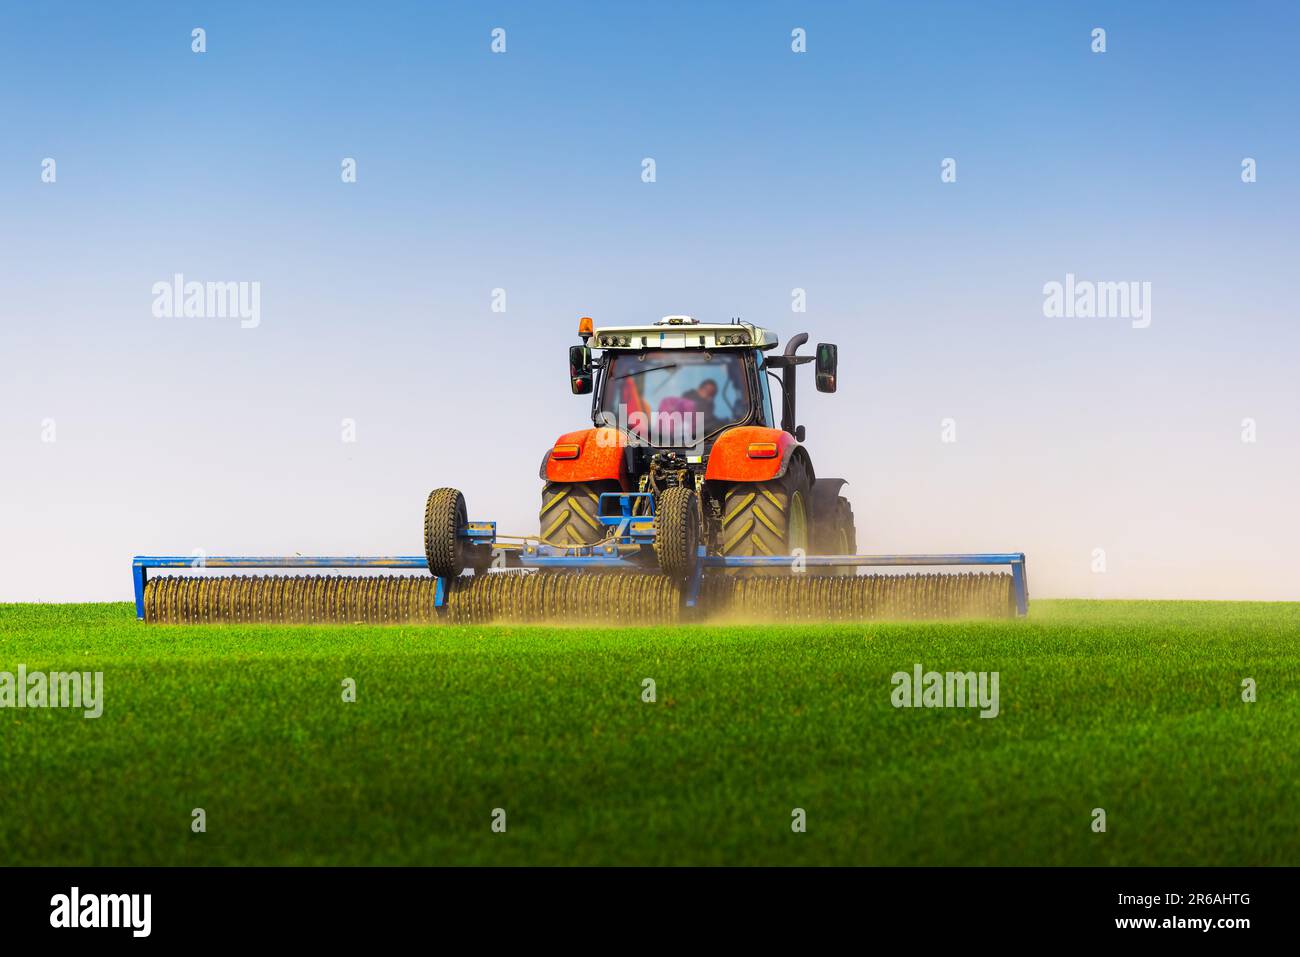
[424,487,468,578]
[812,495,857,575]
[720,468,811,571]
[654,484,700,582]
[539,480,617,546]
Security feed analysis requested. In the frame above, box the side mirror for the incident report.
[569,345,593,395]
[815,343,838,393]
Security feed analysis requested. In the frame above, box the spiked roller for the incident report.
[133,551,1027,624]
[141,571,684,626]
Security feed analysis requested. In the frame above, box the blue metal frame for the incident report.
[596,492,656,542]
[134,502,1028,619]
[463,522,497,542]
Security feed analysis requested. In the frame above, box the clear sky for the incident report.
[2,2,1297,601]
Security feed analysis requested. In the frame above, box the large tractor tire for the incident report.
[812,495,857,575]
[424,487,468,578]
[720,467,812,571]
[539,480,617,546]
[654,484,700,582]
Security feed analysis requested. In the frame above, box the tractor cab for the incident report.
[572,314,835,452]
[582,318,778,487]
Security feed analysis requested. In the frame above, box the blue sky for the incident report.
[2,2,1298,600]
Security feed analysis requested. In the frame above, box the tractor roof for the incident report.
[590,316,778,351]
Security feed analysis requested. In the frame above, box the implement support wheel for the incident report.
[424,487,467,578]
[654,485,700,583]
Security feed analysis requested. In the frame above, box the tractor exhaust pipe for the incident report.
[781,332,808,435]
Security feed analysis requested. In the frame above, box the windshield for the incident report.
[599,350,752,447]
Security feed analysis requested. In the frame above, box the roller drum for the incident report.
[142,569,1014,625]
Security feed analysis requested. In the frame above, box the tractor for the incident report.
[541,315,855,581]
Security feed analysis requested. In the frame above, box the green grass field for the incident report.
[0,600,1296,866]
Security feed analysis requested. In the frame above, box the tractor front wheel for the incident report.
[539,480,617,547]
[720,468,811,571]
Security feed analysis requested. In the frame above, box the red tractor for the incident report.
[540,315,856,580]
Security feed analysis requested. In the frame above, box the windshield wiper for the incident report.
[611,363,677,381]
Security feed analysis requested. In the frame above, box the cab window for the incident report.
[599,350,752,446]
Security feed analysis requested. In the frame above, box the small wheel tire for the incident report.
[424,487,467,578]
[654,485,701,582]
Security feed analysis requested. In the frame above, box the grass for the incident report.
[0,599,1296,866]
